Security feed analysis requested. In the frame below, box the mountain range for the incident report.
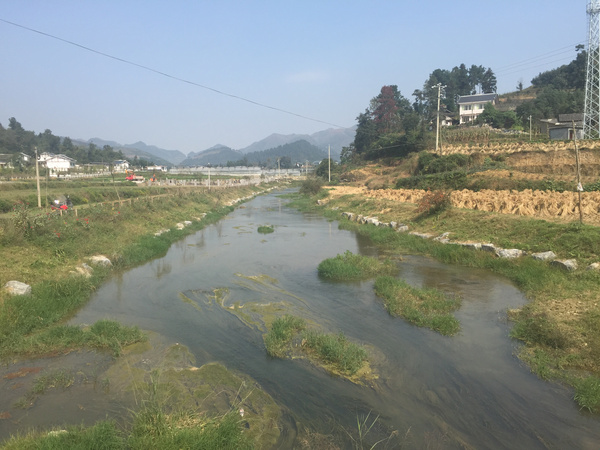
[79,127,355,167]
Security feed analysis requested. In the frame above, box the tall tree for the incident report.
[481,68,497,93]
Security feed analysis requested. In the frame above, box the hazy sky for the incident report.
[0,1,587,155]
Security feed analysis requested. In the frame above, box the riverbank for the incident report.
[287,184,600,414]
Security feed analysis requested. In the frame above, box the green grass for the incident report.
[302,330,367,375]
[1,410,252,450]
[0,184,269,358]
[374,276,461,336]
[264,315,306,357]
[257,225,274,234]
[317,250,397,281]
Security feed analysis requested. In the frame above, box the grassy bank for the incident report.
[0,184,272,357]
[287,185,600,413]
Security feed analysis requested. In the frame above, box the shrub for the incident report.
[299,178,323,196]
[415,190,452,216]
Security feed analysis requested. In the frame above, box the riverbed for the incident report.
[2,188,599,448]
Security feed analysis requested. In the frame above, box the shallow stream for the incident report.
[3,189,599,448]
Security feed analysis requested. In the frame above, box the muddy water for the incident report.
[6,189,599,448]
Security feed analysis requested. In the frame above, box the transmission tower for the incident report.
[584,1,600,139]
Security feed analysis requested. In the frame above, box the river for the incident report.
[3,188,599,448]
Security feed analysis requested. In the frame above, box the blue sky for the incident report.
[0,1,587,155]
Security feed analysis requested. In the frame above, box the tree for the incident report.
[8,117,24,132]
[371,85,401,133]
[481,68,497,93]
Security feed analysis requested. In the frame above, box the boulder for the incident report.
[481,243,497,253]
[551,259,578,271]
[176,222,185,230]
[434,232,451,243]
[495,248,526,259]
[409,232,434,239]
[531,251,557,262]
[89,255,112,267]
[3,280,32,296]
[73,263,93,278]
[458,242,482,250]
[586,262,600,271]
[366,217,380,226]
[341,212,355,221]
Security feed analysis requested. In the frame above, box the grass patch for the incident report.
[374,276,461,336]
[574,376,600,414]
[317,250,397,281]
[302,330,367,375]
[257,225,275,234]
[264,315,306,357]
[2,320,145,359]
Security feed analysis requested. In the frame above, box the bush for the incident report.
[415,190,452,216]
[299,178,324,196]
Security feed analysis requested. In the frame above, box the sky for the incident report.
[0,1,588,155]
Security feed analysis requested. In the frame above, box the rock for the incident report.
[366,217,380,226]
[409,232,434,239]
[481,243,497,253]
[389,221,397,229]
[551,259,578,271]
[154,229,169,236]
[3,280,32,296]
[396,225,409,233]
[458,242,482,250]
[176,223,185,230]
[531,251,557,262]
[184,220,192,226]
[89,255,112,267]
[495,248,526,259]
[74,263,93,278]
[342,212,355,221]
[434,232,451,243]
[586,262,600,271]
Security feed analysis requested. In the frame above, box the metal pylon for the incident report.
[584,1,600,139]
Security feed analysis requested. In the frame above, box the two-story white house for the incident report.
[457,93,498,124]
[38,152,77,172]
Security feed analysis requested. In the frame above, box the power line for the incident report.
[0,18,347,130]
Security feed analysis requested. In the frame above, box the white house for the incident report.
[457,93,498,124]
[112,160,130,172]
[38,152,77,171]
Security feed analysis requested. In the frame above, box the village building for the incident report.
[539,113,584,140]
[457,93,499,125]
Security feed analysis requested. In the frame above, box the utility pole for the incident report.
[328,145,331,183]
[434,83,446,153]
[35,147,41,208]
[573,120,584,223]
[529,115,532,141]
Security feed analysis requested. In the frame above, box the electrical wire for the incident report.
[0,18,347,130]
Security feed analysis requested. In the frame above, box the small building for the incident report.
[38,152,77,171]
[457,93,498,125]
[539,113,583,140]
[112,160,130,172]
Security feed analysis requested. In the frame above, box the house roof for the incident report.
[457,93,498,104]
[558,113,583,122]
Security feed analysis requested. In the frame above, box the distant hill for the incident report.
[239,127,354,156]
[179,145,242,166]
[179,140,329,167]
[87,138,187,166]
